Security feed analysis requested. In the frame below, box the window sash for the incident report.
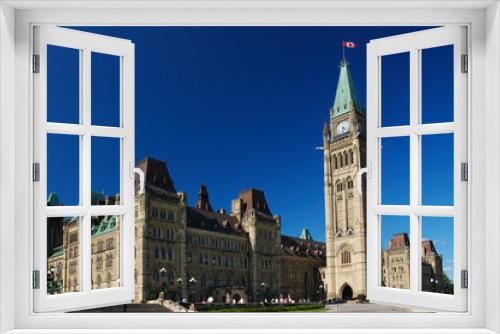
[32,26,135,312]
[366,26,468,312]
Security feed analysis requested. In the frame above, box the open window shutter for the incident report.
[366,26,467,311]
[33,26,135,312]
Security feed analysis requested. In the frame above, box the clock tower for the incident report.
[323,59,367,300]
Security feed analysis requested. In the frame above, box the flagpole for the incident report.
[342,43,346,63]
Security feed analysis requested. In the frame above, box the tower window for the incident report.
[341,250,352,264]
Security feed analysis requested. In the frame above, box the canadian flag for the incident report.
[342,41,357,48]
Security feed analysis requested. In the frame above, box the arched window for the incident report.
[347,177,354,189]
[336,180,342,192]
[160,247,166,259]
[338,154,343,168]
[344,151,348,165]
[350,150,355,164]
[154,247,159,258]
[341,250,352,264]
[168,248,173,261]
[333,155,338,169]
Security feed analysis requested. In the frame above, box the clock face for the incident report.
[336,120,350,135]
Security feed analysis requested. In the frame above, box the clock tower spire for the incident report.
[323,58,367,300]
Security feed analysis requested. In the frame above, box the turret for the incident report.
[196,184,213,212]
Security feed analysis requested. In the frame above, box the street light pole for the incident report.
[159,267,167,301]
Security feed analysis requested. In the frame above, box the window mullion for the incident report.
[81,48,92,293]
[409,48,421,293]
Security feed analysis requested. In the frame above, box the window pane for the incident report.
[421,134,454,206]
[421,45,454,124]
[381,215,410,290]
[91,137,121,205]
[381,52,410,127]
[91,215,120,290]
[47,134,80,206]
[91,52,120,127]
[381,136,410,205]
[47,45,80,124]
[47,217,80,294]
[421,217,454,295]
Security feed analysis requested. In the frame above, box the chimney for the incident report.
[177,192,188,205]
[231,198,242,221]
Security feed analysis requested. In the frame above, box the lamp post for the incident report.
[159,267,167,300]
[260,282,266,303]
[176,277,183,302]
[189,277,197,303]
[49,267,57,293]
[318,284,325,304]
[430,277,439,292]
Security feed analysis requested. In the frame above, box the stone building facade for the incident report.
[382,233,444,293]
[47,193,121,294]
[47,157,326,304]
[322,59,367,300]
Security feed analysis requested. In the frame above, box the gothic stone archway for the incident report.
[340,284,353,300]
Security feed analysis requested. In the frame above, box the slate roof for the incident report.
[388,233,410,250]
[136,157,177,194]
[422,239,438,256]
[239,188,272,216]
[186,207,247,236]
[280,235,326,259]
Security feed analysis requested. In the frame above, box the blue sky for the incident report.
[46,26,454,280]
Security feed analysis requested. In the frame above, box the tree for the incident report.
[441,272,454,295]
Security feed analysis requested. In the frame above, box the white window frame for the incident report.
[0,1,499,333]
[366,26,468,312]
[32,26,136,312]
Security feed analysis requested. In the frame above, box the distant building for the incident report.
[382,233,444,293]
[47,157,326,304]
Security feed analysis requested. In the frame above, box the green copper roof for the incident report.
[91,215,118,238]
[48,245,64,259]
[91,191,106,205]
[47,192,61,206]
[299,228,313,241]
[331,60,364,118]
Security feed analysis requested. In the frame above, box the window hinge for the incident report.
[461,269,468,289]
[32,270,40,289]
[33,54,40,73]
[461,162,468,182]
[461,54,468,73]
[32,162,40,182]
